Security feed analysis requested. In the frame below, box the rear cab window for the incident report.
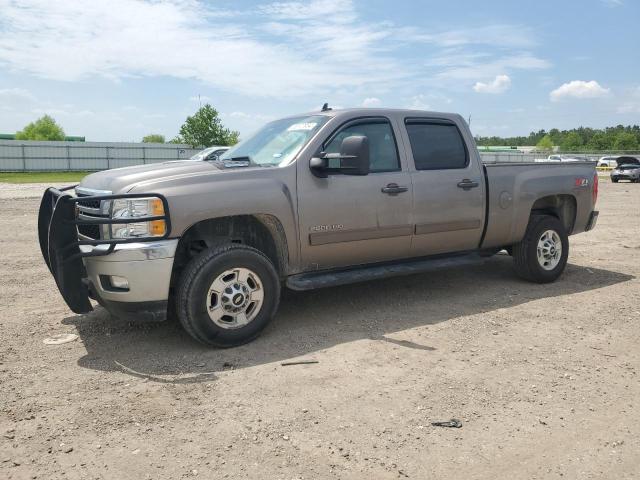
[404,119,468,170]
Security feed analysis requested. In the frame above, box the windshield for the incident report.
[218,115,328,166]
[619,164,640,170]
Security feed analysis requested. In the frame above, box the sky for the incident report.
[0,0,639,141]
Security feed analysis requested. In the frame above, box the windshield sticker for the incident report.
[287,122,317,132]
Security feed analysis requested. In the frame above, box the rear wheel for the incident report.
[512,215,568,283]
[612,177,619,183]
[176,244,280,347]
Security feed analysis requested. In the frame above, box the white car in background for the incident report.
[189,146,230,161]
[597,156,620,168]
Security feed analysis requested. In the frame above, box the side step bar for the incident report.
[286,253,487,291]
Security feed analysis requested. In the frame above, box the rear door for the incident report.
[297,116,413,270]
[401,117,486,256]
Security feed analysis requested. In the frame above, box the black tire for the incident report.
[612,178,618,183]
[512,215,569,283]
[176,244,280,347]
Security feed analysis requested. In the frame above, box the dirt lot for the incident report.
[1,181,639,480]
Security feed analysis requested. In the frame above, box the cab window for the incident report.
[324,119,400,173]
[405,120,468,170]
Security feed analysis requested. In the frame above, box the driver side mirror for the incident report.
[310,135,370,178]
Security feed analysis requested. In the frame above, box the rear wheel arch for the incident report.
[530,194,577,235]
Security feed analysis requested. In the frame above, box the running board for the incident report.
[286,253,487,291]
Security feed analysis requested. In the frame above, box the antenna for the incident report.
[198,94,202,108]
[321,103,332,112]
[468,115,472,127]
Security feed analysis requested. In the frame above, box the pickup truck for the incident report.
[39,108,599,347]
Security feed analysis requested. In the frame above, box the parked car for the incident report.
[597,156,619,168]
[38,108,599,347]
[189,146,230,161]
[611,157,640,182]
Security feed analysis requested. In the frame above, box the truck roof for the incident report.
[296,107,464,122]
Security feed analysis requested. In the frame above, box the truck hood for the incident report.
[77,161,224,193]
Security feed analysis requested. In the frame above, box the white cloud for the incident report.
[226,111,274,121]
[601,0,623,7]
[473,75,512,94]
[0,0,405,98]
[0,0,550,99]
[189,95,212,103]
[31,107,95,118]
[0,87,37,102]
[549,80,610,101]
[260,0,356,22]
[434,54,549,83]
[401,24,538,49]
[362,97,381,107]
[406,95,431,110]
[617,86,640,113]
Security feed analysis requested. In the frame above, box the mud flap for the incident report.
[38,188,93,314]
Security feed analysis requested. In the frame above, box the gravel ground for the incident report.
[0,183,75,200]
[1,181,638,480]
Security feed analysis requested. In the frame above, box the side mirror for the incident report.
[309,135,370,177]
[339,135,369,175]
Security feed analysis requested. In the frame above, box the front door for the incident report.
[297,117,413,270]
[401,118,486,256]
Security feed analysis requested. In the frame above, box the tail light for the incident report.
[593,172,598,206]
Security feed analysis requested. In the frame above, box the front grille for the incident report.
[75,188,111,240]
[77,198,101,209]
[78,224,101,239]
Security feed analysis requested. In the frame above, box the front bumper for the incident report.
[611,174,640,181]
[38,187,173,315]
[83,240,178,303]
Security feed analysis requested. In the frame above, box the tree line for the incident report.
[475,125,640,152]
[12,104,240,148]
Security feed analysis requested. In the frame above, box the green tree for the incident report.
[560,132,583,151]
[612,132,639,151]
[15,115,65,141]
[536,134,554,151]
[177,104,240,148]
[586,132,611,151]
[142,134,165,143]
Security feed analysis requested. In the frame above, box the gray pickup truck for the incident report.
[39,108,599,347]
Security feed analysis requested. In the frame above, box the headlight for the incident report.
[109,197,166,239]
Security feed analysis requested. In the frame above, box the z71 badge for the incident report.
[310,224,344,232]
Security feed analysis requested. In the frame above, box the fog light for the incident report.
[110,275,129,290]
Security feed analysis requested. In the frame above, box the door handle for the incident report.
[457,179,479,190]
[381,183,409,195]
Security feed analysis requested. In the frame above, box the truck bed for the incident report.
[481,161,597,249]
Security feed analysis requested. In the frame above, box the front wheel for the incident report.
[176,244,280,347]
[612,178,619,183]
[512,215,569,283]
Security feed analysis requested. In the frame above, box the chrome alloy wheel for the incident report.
[206,268,264,329]
[536,230,562,271]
